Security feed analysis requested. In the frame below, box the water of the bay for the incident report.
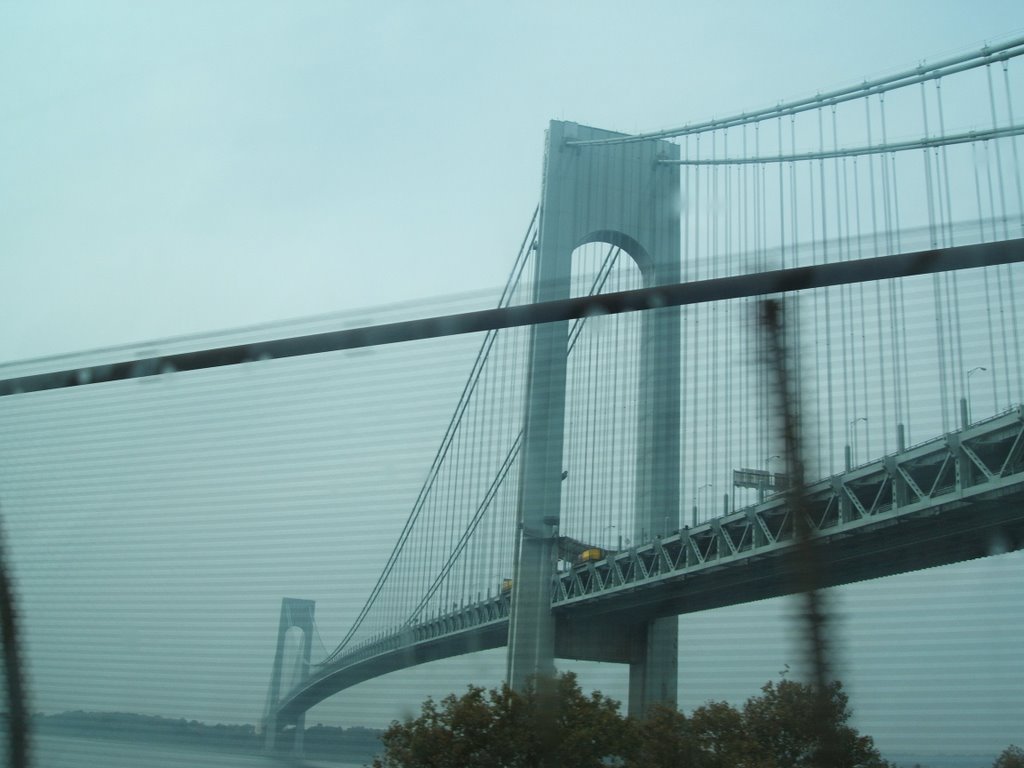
[31,733,366,768]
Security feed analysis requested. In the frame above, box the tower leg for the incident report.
[628,617,679,716]
[507,316,566,689]
[293,714,305,756]
[263,716,278,751]
[263,598,315,751]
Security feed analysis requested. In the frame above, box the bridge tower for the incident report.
[507,121,681,714]
[263,597,315,752]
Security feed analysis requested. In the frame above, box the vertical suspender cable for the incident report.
[603,257,613,544]
[987,65,1011,238]
[935,79,968,420]
[610,260,621,546]
[817,107,836,472]
[586,256,599,542]
[920,83,939,247]
[745,167,754,494]
[997,63,1024,391]
[776,117,788,467]
[885,126,910,442]
[711,132,720,498]
[778,116,786,266]
[466,378,479,603]
[789,117,804,457]
[680,137,690,525]
[724,131,734,501]
[864,99,881,254]
[973,142,1001,410]
[570,250,583,539]
[758,124,769,467]
[755,122,767,471]
[615,261,626,541]
[703,142,713,512]
[935,80,956,246]
[987,65,1019,405]
[833,107,851,450]
[467,349,487,604]
[920,83,950,431]
[447,424,458,614]
[808,157,824,470]
[444,427,460,611]
[692,132,703,519]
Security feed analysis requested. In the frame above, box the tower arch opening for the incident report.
[560,240,645,561]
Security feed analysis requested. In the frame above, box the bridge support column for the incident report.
[508,120,680,709]
[628,617,679,716]
[506,209,567,690]
[630,229,681,715]
[263,597,315,752]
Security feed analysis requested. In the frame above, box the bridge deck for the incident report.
[272,406,1024,723]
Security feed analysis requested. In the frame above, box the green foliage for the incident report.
[689,699,763,768]
[371,672,897,768]
[370,672,630,768]
[629,704,705,768]
[738,679,892,768]
[995,745,1024,768]
[638,680,891,768]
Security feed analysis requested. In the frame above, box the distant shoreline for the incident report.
[31,710,384,764]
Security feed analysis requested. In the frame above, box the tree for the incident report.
[370,672,630,768]
[629,679,892,768]
[739,679,892,768]
[372,672,896,768]
[689,699,766,768]
[995,745,1024,768]
[626,703,703,768]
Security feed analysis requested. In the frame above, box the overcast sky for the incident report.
[3,0,1024,364]
[3,1,1024,759]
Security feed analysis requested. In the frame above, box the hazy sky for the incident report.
[3,1,1024,759]
[4,0,1024,364]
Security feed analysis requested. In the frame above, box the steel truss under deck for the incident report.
[554,407,1024,616]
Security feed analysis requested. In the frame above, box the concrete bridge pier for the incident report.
[628,618,679,714]
[555,614,677,717]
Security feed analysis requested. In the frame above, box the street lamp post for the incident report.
[848,417,867,468]
[605,524,622,552]
[692,483,711,526]
[965,366,988,425]
[762,455,780,502]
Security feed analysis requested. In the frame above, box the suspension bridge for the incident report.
[2,37,1024,752]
